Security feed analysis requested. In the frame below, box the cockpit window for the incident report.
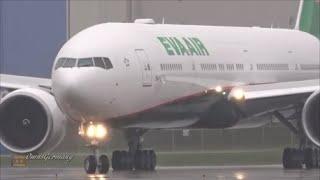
[55,58,66,70]
[56,57,112,69]
[63,58,77,68]
[103,57,113,69]
[78,58,93,67]
[93,57,106,69]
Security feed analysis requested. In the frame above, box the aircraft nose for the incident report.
[52,70,83,111]
[52,68,111,121]
[52,69,101,120]
[52,68,114,121]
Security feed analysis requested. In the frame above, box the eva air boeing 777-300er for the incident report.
[0,0,319,174]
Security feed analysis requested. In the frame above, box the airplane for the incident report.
[0,0,319,174]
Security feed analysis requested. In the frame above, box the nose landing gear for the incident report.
[79,122,110,174]
[84,142,110,174]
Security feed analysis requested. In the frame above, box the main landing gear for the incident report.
[274,111,320,169]
[112,129,157,171]
[282,147,320,169]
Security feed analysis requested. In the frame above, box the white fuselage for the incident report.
[51,23,319,123]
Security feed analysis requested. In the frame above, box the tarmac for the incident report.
[1,165,319,180]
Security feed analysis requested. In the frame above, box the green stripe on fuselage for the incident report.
[157,36,210,56]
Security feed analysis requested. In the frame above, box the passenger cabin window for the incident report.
[103,57,113,69]
[93,57,106,69]
[78,58,94,67]
[55,58,66,70]
[63,58,76,68]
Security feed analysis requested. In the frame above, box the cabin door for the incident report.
[135,49,152,87]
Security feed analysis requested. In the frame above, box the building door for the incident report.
[135,49,152,87]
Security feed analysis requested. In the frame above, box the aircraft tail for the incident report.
[295,0,319,39]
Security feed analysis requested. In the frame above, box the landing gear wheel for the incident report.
[316,149,320,169]
[126,152,134,170]
[315,149,319,168]
[149,150,156,171]
[98,155,109,174]
[304,148,314,169]
[283,148,293,169]
[142,150,150,170]
[305,148,320,169]
[112,151,134,171]
[84,155,97,174]
[291,149,303,169]
[283,148,303,169]
[112,150,120,170]
[114,129,157,171]
[135,150,143,170]
[133,150,156,171]
[312,149,319,169]
[119,151,128,170]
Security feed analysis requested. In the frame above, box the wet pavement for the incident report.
[1,165,319,180]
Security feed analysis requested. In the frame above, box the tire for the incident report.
[313,149,319,169]
[292,149,303,169]
[143,150,151,170]
[149,150,156,171]
[283,148,293,169]
[84,155,97,174]
[119,151,127,170]
[112,150,120,170]
[304,148,314,169]
[140,150,148,170]
[123,151,130,170]
[134,150,142,170]
[127,152,134,171]
[98,155,109,174]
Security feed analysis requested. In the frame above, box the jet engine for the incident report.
[302,90,320,147]
[0,88,67,154]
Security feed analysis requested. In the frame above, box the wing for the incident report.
[225,79,319,129]
[0,74,51,90]
[114,77,319,129]
[230,79,319,100]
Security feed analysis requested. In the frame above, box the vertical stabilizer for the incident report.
[296,0,319,39]
[295,0,304,30]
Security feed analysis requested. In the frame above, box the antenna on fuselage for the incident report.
[162,17,165,24]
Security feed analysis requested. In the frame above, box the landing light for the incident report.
[85,123,108,139]
[96,124,107,139]
[232,88,245,101]
[215,86,223,93]
[86,124,96,138]
[234,172,246,180]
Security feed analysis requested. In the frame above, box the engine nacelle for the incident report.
[0,88,67,154]
[302,90,320,147]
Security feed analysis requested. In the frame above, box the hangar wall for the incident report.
[69,0,299,36]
